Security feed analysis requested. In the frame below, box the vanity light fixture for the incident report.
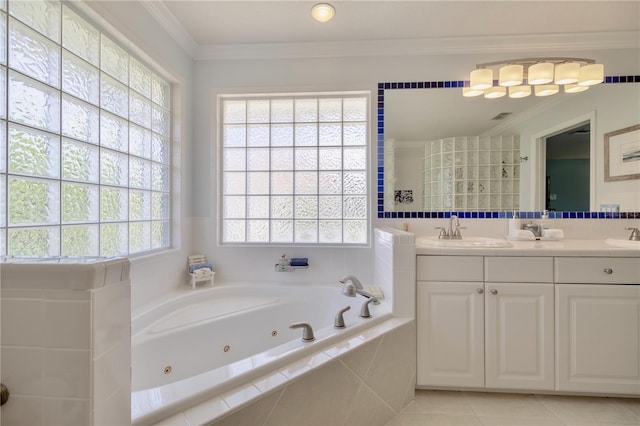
[463,57,604,99]
[311,3,335,23]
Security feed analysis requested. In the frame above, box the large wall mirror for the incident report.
[378,77,640,218]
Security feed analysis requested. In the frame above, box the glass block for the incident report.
[501,195,513,210]
[223,99,246,124]
[318,147,341,170]
[129,221,151,253]
[100,149,128,187]
[8,226,59,257]
[319,196,341,218]
[443,152,453,167]
[101,35,128,84]
[0,14,5,65]
[129,157,151,189]
[468,137,479,150]
[319,220,341,243]
[455,167,464,180]
[344,147,367,170]
[467,181,476,194]
[247,124,269,147]
[467,151,478,165]
[478,195,490,210]
[490,180,500,193]
[129,189,151,221]
[0,177,4,227]
[490,165,501,179]
[62,5,99,66]
[101,111,128,151]
[223,172,246,194]
[490,194,501,209]
[271,124,293,146]
[490,151,502,165]
[443,138,454,152]
[479,151,490,165]
[502,150,513,164]
[501,165,509,178]
[343,97,367,122]
[343,123,366,145]
[455,137,466,151]
[478,166,489,179]
[247,220,269,242]
[100,73,128,118]
[294,196,317,218]
[490,137,502,150]
[9,71,60,133]
[130,90,152,128]
[294,98,317,122]
[247,196,269,218]
[222,219,245,243]
[431,140,441,154]
[10,18,60,87]
[319,171,341,194]
[513,165,520,178]
[294,171,317,194]
[8,176,59,225]
[478,180,488,194]
[151,191,169,220]
[62,138,99,183]
[294,220,317,243]
[0,123,5,173]
[62,94,99,144]
[9,123,59,178]
[62,50,99,105]
[271,172,292,194]
[0,66,6,118]
[319,98,342,122]
[479,137,491,150]
[344,196,366,219]
[223,148,246,171]
[271,147,293,170]
[319,123,342,146]
[295,147,318,170]
[130,57,151,98]
[129,124,151,158]
[62,182,98,223]
[151,220,169,248]
[152,105,170,138]
[223,124,246,147]
[247,171,269,194]
[343,171,366,194]
[10,0,61,42]
[247,148,269,171]
[223,195,245,218]
[100,187,128,222]
[343,220,367,244]
[295,123,317,146]
[271,196,293,218]
[247,99,270,123]
[151,134,170,164]
[152,74,170,109]
[502,180,513,193]
[100,222,127,256]
[61,224,99,256]
[271,220,293,243]
[271,99,293,123]
[151,163,170,192]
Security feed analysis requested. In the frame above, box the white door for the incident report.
[417,281,484,387]
[485,283,554,390]
[556,284,640,395]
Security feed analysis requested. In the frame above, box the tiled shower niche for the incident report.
[424,135,520,211]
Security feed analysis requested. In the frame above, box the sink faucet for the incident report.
[436,215,466,239]
[339,275,380,305]
[626,227,640,241]
[448,215,460,238]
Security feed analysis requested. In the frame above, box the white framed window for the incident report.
[0,0,172,257]
[219,93,369,245]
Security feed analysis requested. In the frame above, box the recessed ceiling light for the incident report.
[311,3,335,23]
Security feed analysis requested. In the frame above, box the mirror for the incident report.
[379,78,640,217]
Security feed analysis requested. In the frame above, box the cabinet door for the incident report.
[485,283,554,390]
[556,284,640,395]
[417,281,484,387]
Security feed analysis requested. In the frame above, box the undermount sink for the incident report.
[605,238,640,249]
[418,236,513,248]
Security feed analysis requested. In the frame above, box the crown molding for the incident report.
[141,0,199,58]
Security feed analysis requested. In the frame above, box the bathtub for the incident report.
[131,283,410,425]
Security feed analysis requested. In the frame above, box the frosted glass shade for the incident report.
[509,85,531,98]
[470,69,493,90]
[564,83,589,93]
[534,84,559,97]
[484,86,506,99]
[463,87,484,97]
[554,63,580,85]
[311,3,335,22]
[499,64,524,87]
[578,64,604,86]
[528,63,554,85]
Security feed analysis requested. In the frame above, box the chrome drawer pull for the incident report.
[476,288,484,294]
[490,289,498,295]
[603,268,613,274]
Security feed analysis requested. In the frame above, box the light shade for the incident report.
[578,64,604,86]
[470,69,493,90]
[564,83,589,93]
[311,3,335,22]
[462,87,484,97]
[535,84,559,97]
[499,64,524,87]
[528,62,554,85]
[554,62,580,85]
[484,86,506,99]
[509,85,531,98]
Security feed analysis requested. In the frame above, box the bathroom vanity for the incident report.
[415,240,640,396]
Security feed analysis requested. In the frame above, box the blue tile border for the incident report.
[376,76,640,220]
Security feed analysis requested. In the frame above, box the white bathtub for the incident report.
[131,283,398,425]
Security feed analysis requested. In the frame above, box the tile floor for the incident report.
[388,390,640,426]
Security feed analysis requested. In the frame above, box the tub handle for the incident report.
[334,306,351,328]
[290,322,315,342]
[360,297,377,318]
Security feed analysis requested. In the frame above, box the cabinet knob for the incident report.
[490,289,498,295]
[476,288,484,294]
[603,268,613,274]
[1,383,8,406]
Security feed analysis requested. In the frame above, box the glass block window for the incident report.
[220,94,369,245]
[0,0,171,257]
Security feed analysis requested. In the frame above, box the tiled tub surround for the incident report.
[0,258,131,426]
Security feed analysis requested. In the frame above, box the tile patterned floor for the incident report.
[388,390,640,426]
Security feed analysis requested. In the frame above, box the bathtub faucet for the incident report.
[290,322,315,342]
[339,275,380,305]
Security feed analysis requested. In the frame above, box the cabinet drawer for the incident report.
[417,255,483,282]
[555,257,640,284]
[485,257,553,283]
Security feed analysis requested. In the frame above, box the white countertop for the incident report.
[416,239,640,257]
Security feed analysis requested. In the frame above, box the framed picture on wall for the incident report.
[604,124,640,181]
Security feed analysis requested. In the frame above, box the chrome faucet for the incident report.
[339,275,380,305]
[290,322,315,342]
[334,306,351,328]
[435,215,466,239]
[626,227,640,241]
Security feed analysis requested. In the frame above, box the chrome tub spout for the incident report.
[289,322,315,342]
